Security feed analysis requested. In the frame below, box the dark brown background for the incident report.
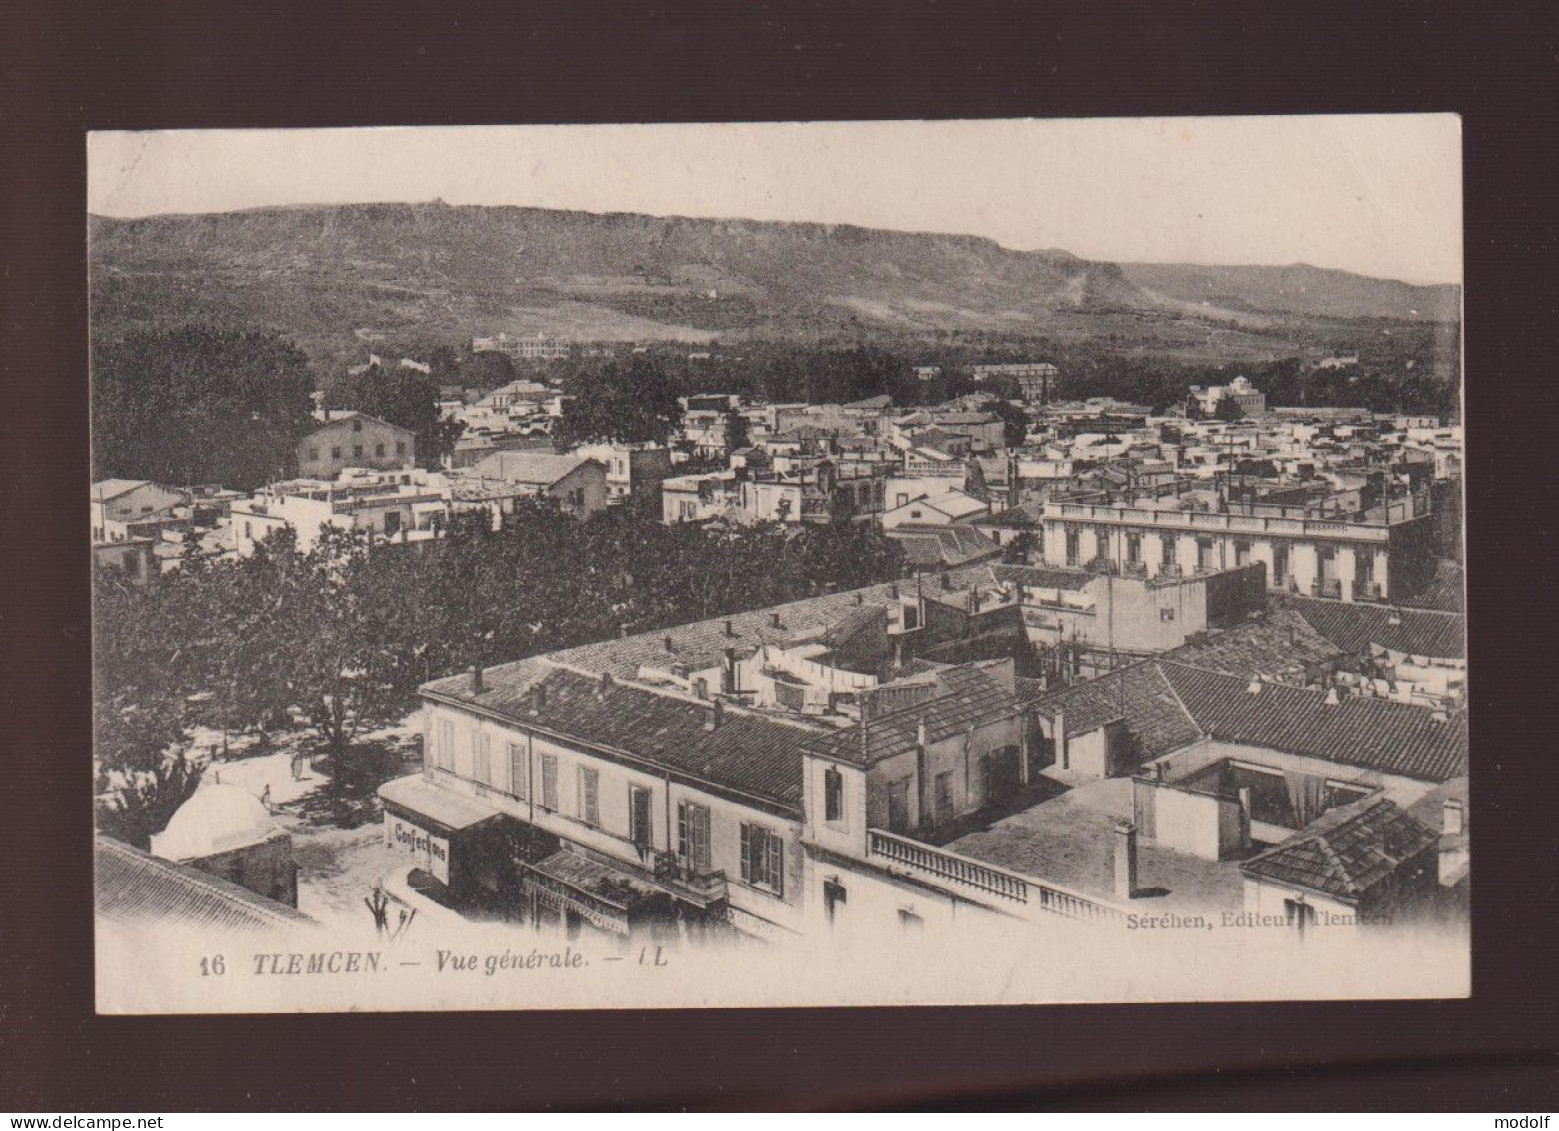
[3,0,1556,1111]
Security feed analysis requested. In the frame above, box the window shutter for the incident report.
[694,806,710,872]
[677,802,689,861]
[739,823,752,883]
[767,831,784,897]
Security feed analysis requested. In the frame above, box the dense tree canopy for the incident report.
[92,325,317,490]
[324,361,464,468]
[92,502,908,840]
[553,356,682,447]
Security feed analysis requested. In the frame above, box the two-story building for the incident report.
[389,660,821,941]
[1040,485,1436,603]
[296,412,416,479]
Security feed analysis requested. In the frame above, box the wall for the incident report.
[298,417,414,478]
[800,844,1005,945]
[421,700,806,936]
[187,834,298,908]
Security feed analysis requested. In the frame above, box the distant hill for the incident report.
[88,202,1460,369]
[1121,261,1460,324]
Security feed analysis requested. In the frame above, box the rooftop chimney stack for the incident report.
[723,618,734,637]
[597,671,614,698]
[770,612,782,629]
[1248,676,1263,695]
[1443,797,1465,836]
[1324,687,1341,707]
[471,664,485,695]
[664,634,676,653]
[1114,820,1139,900]
[705,699,724,731]
[532,683,548,713]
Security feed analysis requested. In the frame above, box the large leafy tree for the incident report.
[325,361,463,468]
[92,325,317,491]
[554,356,681,448]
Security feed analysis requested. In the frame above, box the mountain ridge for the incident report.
[88,201,1461,367]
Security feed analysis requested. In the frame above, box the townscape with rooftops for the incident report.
[88,125,1466,1004]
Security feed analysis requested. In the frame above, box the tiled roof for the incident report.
[1398,560,1464,614]
[1158,661,1467,782]
[95,836,314,931]
[422,661,817,811]
[473,452,600,485]
[545,565,995,680]
[1290,596,1465,659]
[1029,658,1468,782]
[1240,798,1438,901]
[977,501,1047,527]
[987,563,1092,590]
[1029,662,1204,760]
[804,664,1024,768]
[91,478,153,500]
[886,525,1002,568]
[1163,608,1345,679]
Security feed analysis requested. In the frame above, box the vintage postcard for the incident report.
[88,116,1466,1012]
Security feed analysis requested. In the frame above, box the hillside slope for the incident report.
[88,202,1459,367]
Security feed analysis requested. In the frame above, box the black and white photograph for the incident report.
[85,115,1468,1012]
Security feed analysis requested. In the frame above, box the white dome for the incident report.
[150,783,279,861]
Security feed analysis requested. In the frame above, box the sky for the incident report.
[87,115,1462,284]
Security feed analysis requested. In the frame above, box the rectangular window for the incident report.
[540,754,558,810]
[331,446,342,460]
[437,720,455,770]
[1197,538,1214,570]
[375,443,386,457]
[1272,543,1289,585]
[1234,539,1251,566]
[471,732,491,785]
[1126,533,1142,564]
[578,766,599,826]
[508,742,528,799]
[629,786,652,848]
[677,801,712,873]
[739,823,785,896]
[307,447,319,461]
[396,441,407,456]
[1065,529,1080,566]
[1161,537,1177,566]
[1284,898,1316,933]
[887,777,913,834]
[353,444,364,458]
[933,770,955,826]
[824,767,844,824]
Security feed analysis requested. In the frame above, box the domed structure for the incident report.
[150,782,281,862]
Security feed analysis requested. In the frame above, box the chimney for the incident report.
[1324,687,1341,707]
[1113,820,1139,900]
[941,572,953,591]
[1247,676,1262,695]
[664,634,676,653]
[890,582,900,599]
[916,718,930,750]
[531,683,548,714]
[470,664,485,694]
[704,699,724,731]
[1443,797,1465,837]
[723,618,735,637]
[597,671,614,698]
[855,591,864,606]
[770,612,782,629]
